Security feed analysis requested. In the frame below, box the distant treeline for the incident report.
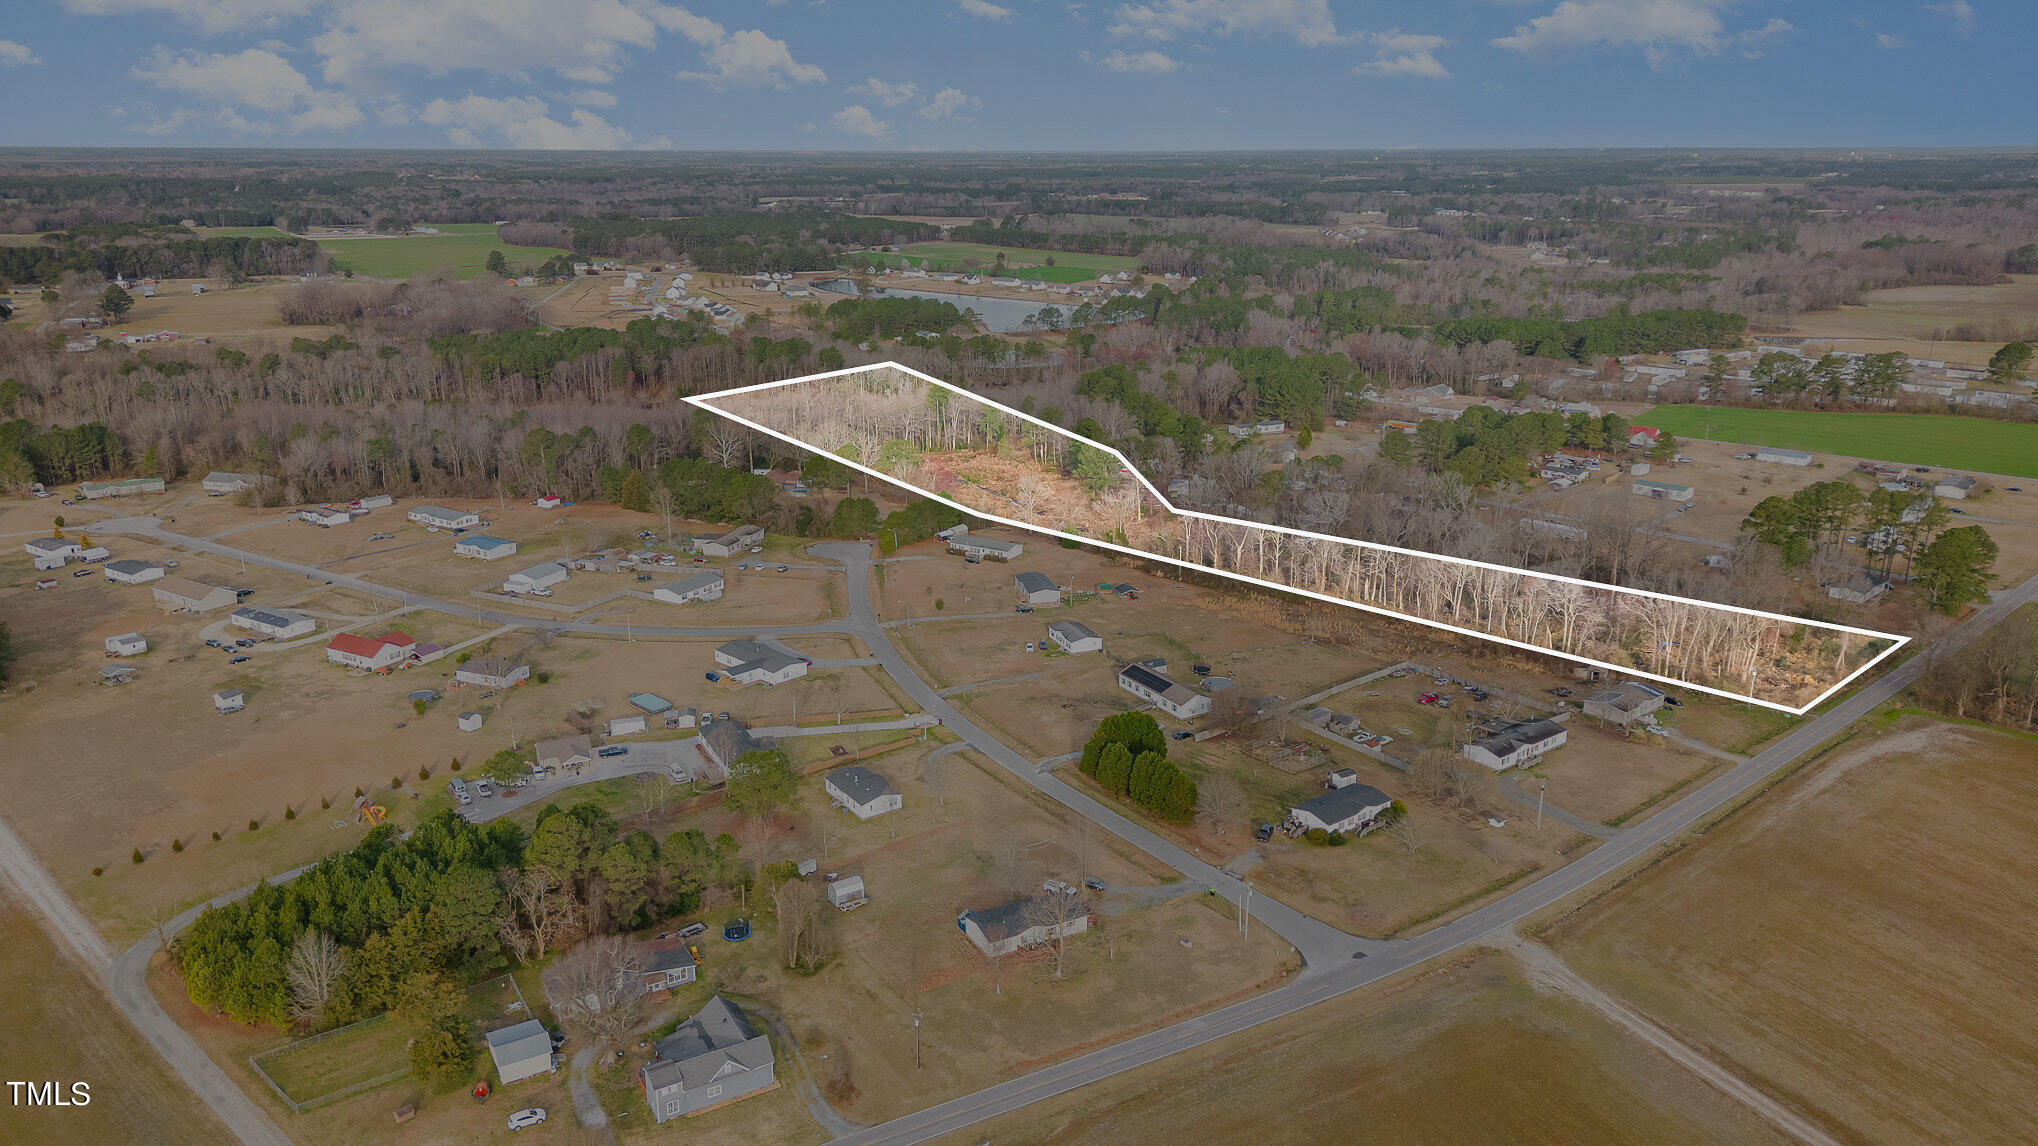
[824,296,971,340]
[564,212,938,273]
[0,229,324,285]
[1430,307,1746,361]
[431,317,712,384]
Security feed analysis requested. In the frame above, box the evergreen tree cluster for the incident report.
[1077,712,1198,822]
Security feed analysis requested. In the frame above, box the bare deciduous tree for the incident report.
[1388,813,1431,855]
[286,929,347,1023]
[547,936,652,1052]
[1195,771,1251,837]
[1020,888,1089,981]
[773,878,826,970]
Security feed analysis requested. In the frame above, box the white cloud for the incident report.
[1875,31,1903,49]
[676,27,827,88]
[1107,0,1349,47]
[1359,30,1448,78]
[828,104,891,139]
[1737,17,1793,57]
[63,0,320,36]
[918,87,979,120]
[421,93,634,149]
[131,46,365,131]
[566,88,619,108]
[1095,47,1181,73]
[0,40,41,66]
[851,77,921,106]
[1491,1,1791,64]
[310,0,670,85]
[1925,1,1978,35]
[955,0,1013,18]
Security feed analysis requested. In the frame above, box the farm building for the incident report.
[713,640,808,687]
[1756,447,1813,466]
[458,711,484,732]
[607,715,648,737]
[1825,572,1892,604]
[1462,719,1569,771]
[828,875,868,910]
[229,606,316,640]
[212,688,245,714]
[324,632,410,672]
[823,766,901,820]
[946,529,1024,561]
[627,937,699,992]
[1627,426,1662,448]
[25,536,81,570]
[351,494,394,511]
[534,494,563,509]
[654,570,725,605]
[1047,620,1103,654]
[407,505,482,530]
[1632,479,1695,502]
[1117,663,1210,718]
[455,657,530,689]
[201,471,269,494]
[695,524,764,557]
[454,536,518,560]
[77,477,165,499]
[1933,474,1977,499]
[1288,783,1394,835]
[104,632,147,657]
[1014,571,1061,606]
[98,665,136,686]
[1582,681,1669,726]
[959,887,1091,958]
[641,996,775,1121]
[299,507,352,527]
[503,561,570,594]
[536,735,595,772]
[153,577,238,613]
[103,559,164,585]
[484,1020,554,1086]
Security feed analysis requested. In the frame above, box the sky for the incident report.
[0,0,2026,151]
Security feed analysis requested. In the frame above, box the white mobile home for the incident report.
[1461,719,1568,771]
[104,632,148,657]
[407,505,482,530]
[653,570,725,605]
[823,766,901,820]
[1046,620,1103,654]
[103,559,164,585]
[1014,571,1061,606]
[229,606,316,641]
[153,577,238,613]
[1756,447,1813,466]
[26,536,81,570]
[1632,479,1695,502]
[299,507,352,527]
[948,533,1025,561]
[1117,663,1210,718]
[1288,783,1393,835]
[713,639,808,686]
[695,524,764,557]
[454,656,531,689]
[454,535,518,560]
[503,561,569,594]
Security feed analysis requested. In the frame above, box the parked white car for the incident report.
[508,1108,547,1130]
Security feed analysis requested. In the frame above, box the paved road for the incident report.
[828,568,2038,1145]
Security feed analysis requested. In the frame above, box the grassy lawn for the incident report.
[953,948,1790,1146]
[1546,715,2038,1143]
[314,227,568,280]
[843,242,1136,284]
[1641,406,2038,478]
[255,976,529,1107]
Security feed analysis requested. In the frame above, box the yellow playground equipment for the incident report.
[353,796,389,825]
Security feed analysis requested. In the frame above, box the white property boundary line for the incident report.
[687,363,1909,715]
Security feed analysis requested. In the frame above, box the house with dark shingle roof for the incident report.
[628,937,699,992]
[958,887,1091,958]
[1117,662,1209,718]
[1461,719,1568,771]
[1013,571,1060,605]
[1288,783,1394,835]
[641,996,775,1121]
[823,766,901,820]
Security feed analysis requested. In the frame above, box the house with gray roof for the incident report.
[454,656,531,690]
[713,639,808,686]
[641,996,776,1121]
[1581,681,1668,726]
[229,606,315,640]
[1288,783,1393,835]
[1014,571,1060,605]
[1047,620,1102,654]
[958,887,1091,958]
[823,766,901,820]
[1461,719,1569,771]
[202,471,270,494]
[503,561,569,595]
[947,532,1024,561]
[627,937,699,992]
[654,570,725,605]
[485,1019,554,1085]
[25,536,81,570]
[697,719,770,779]
[104,558,165,585]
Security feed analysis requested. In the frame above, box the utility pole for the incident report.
[1537,778,1546,830]
[911,1012,923,1069]
[1240,879,1253,939]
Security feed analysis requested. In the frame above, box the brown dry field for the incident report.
[0,883,227,1145]
[1778,274,2038,362]
[81,278,356,349]
[147,957,594,1146]
[582,746,1293,1130]
[950,947,1790,1146]
[1546,715,2038,1143]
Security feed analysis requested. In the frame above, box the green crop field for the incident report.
[1643,405,2038,478]
[311,226,568,280]
[844,241,1137,284]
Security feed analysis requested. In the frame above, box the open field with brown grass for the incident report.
[949,947,1790,1146]
[0,883,226,1145]
[1779,274,2038,362]
[1545,714,2038,1143]
[70,278,356,349]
